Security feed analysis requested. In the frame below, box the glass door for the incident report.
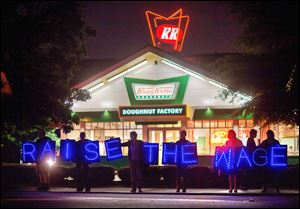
[165,129,180,142]
[148,128,181,165]
[148,129,164,165]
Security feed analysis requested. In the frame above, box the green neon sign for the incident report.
[124,75,189,105]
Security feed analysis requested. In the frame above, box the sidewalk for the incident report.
[7,186,299,196]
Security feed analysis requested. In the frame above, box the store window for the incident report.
[246,119,254,127]
[203,120,210,128]
[92,122,98,129]
[279,124,299,156]
[123,122,130,129]
[210,128,230,154]
[111,122,117,129]
[187,120,194,128]
[195,121,202,128]
[188,129,210,155]
[174,121,181,128]
[98,122,104,129]
[226,120,233,128]
[104,122,110,129]
[130,122,136,129]
[85,122,91,130]
[73,123,80,130]
[218,120,226,128]
[238,120,246,128]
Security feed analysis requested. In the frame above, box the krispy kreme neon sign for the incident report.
[145,9,190,52]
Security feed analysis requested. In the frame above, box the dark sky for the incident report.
[82,1,244,59]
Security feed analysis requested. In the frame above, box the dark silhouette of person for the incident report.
[76,132,91,192]
[225,129,243,193]
[259,130,281,193]
[121,131,144,193]
[35,129,53,191]
[247,129,258,153]
[241,129,258,190]
[175,130,190,193]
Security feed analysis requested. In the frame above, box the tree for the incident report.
[212,1,299,126]
[1,2,94,148]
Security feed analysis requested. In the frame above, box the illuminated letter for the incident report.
[84,141,100,163]
[105,138,123,161]
[22,142,37,163]
[161,27,171,39]
[60,140,76,161]
[143,143,159,165]
[169,28,179,40]
[270,146,287,167]
[39,140,55,161]
[162,143,177,164]
[252,148,268,166]
[236,147,252,168]
[214,146,233,170]
[181,143,197,165]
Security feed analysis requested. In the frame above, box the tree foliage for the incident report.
[1,2,94,143]
[212,1,299,126]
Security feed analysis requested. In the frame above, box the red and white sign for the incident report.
[132,82,179,100]
[156,24,183,43]
[145,9,190,52]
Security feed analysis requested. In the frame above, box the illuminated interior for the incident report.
[63,120,299,158]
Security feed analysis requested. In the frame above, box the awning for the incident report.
[193,108,253,120]
[77,111,120,122]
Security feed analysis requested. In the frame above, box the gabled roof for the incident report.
[72,45,232,90]
[71,58,119,86]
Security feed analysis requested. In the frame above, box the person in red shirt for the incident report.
[225,129,243,193]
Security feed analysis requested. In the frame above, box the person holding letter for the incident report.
[35,129,53,191]
[259,130,281,193]
[175,130,190,193]
[76,132,91,192]
[121,131,144,193]
[225,129,243,193]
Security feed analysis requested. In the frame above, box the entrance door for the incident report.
[148,128,180,165]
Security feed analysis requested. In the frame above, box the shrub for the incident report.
[187,166,214,188]
[160,166,177,187]
[118,166,131,187]
[89,165,115,186]
[50,164,75,186]
[211,169,228,188]
[143,166,162,187]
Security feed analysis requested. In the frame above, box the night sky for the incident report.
[82,1,244,59]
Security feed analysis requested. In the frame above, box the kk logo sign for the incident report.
[145,9,190,52]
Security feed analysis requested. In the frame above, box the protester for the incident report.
[175,130,190,193]
[259,130,281,193]
[225,129,243,193]
[35,129,53,191]
[121,131,144,193]
[240,129,258,190]
[76,132,91,192]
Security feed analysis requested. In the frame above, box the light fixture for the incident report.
[236,93,252,101]
[88,82,104,92]
[108,60,148,82]
[208,80,228,90]
[161,59,205,80]
[47,159,55,167]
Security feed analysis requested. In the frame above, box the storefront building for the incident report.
[61,45,298,160]
[62,9,298,163]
